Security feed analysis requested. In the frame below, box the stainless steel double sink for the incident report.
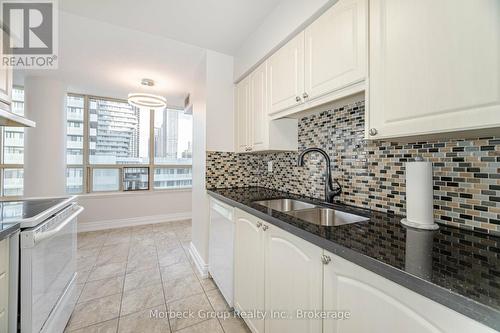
[254,198,369,227]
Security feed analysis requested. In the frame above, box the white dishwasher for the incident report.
[209,198,234,307]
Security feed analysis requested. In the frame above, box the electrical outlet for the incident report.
[267,161,273,172]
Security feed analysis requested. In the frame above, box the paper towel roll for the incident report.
[401,160,439,230]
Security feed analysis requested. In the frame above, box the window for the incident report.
[0,87,25,196]
[65,95,192,193]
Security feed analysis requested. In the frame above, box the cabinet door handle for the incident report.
[262,225,269,231]
[295,96,301,102]
[256,221,262,228]
[369,128,378,136]
[302,92,309,99]
[321,255,331,265]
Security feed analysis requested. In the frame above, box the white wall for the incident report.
[191,50,235,272]
[24,77,67,197]
[206,51,235,152]
[191,52,209,269]
[233,0,337,81]
[77,190,192,232]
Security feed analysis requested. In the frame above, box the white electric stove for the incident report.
[0,196,83,333]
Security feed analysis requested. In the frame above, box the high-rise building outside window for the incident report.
[65,94,192,193]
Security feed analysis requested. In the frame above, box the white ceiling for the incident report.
[15,12,207,107]
[60,0,282,55]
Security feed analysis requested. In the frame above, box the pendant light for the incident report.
[128,79,166,109]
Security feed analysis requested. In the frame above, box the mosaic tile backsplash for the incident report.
[206,100,500,234]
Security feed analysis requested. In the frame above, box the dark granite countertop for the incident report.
[0,222,20,241]
[207,187,500,331]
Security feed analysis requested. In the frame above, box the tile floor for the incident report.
[68,220,250,333]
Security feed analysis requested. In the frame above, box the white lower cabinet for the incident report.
[233,208,495,333]
[0,238,9,333]
[234,208,322,333]
[323,251,496,333]
[234,209,265,333]
[264,225,323,333]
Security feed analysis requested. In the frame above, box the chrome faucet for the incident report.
[297,148,342,203]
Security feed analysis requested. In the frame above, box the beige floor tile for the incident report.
[198,277,217,292]
[77,256,97,272]
[126,256,159,274]
[78,276,124,303]
[175,319,223,333]
[66,319,118,333]
[96,246,130,266]
[219,316,252,333]
[103,235,131,246]
[158,248,188,267]
[161,262,194,281]
[77,248,101,260]
[124,267,161,292]
[167,293,213,331]
[76,270,91,285]
[205,289,229,312]
[157,241,183,253]
[163,273,203,303]
[88,262,127,282]
[66,294,121,331]
[118,305,170,333]
[120,284,165,316]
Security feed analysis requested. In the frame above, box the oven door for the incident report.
[20,204,83,333]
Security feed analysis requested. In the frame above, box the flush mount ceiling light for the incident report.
[128,79,167,109]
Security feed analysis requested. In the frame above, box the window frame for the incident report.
[0,86,25,198]
[67,93,192,194]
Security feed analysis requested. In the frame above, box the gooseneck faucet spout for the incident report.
[297,148,342,203]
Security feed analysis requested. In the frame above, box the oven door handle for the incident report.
[34,206,84,245]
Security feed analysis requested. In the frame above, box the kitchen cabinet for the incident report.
[323,250,496,333]
[234,209,265,333]
[236,76,251,152]
[235,62,297,153]
[234,208,323,333]
[268,32,305,115]
[304,0,367,103]
[0,238,9,333]
[264,224,323,333]
[267,0,367,118]
[0,67,12,111]
[367,0,500,140]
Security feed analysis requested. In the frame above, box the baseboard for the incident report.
[189,242,209,278]
[77,212,192,232]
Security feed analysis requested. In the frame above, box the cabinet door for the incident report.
[0,239,8,333]
[234,209,265,333]
[0,67,12,108]
[250,62,268,151]
[304,0,367,100]
[264,224,323,333]
[268,32,305,115]
[368,0,500,139]
[235,77,251,152]
[323,251,496,333]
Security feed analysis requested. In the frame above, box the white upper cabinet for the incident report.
[235,62,298,153]
[0,67,12,110]
[236,76,251,152]
[323,251,496,333]
[367,0,500,140]
[250,62,268,151]
[304,0,367,101]
[268,32,305,115]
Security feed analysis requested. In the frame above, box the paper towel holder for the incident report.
[401,156,439,230]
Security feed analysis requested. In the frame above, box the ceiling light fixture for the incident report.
[128,79,167,109]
